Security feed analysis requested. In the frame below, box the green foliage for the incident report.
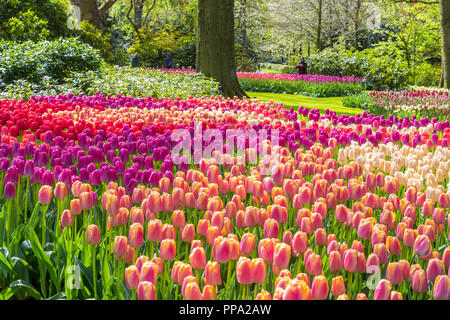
[260,63,284,73]
[0,38,104,90]
[1,67,221,101]
[285,45,410,90]
[172,41,197,69]
[128,27,181,68]
[0,0,70,41]
[235,43,258,72]
[76,22,116,65]
[69,67,221,99]
[341,92,372,110]
[239,78,365,98]
[413,63,441,88]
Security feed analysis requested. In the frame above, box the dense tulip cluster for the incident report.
[0,93,449,300]
[369,89,450,121]
[157,68,363,83]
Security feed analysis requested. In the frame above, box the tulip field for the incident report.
[0,92,449,301]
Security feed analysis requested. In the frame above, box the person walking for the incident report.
[131,53,140,68]
[165,52,174,69]
[296,57,308,75]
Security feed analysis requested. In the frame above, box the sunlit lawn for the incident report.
[248,91,364,115]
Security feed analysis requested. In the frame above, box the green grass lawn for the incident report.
[259,68,282,74]
[247,91,363,115]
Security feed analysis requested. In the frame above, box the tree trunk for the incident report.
[354,0,361,50]
[134,0,145,30]
[70,0,104,29]
[317,0,323,51]
[197,0,247,98]
[440,0,450,88]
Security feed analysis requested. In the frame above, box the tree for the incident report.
[196,0,247,98]
[126,0,157,36]
[440,0,450,88]
[387,0,447,88]
[70,0,118,29]
[0,0,70,41]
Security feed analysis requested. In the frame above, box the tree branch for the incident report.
[99,0,118,16]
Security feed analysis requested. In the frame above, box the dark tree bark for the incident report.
[440,0,450,88]
[354,0,361,50]
[317,0,323,50]
[70,0,118,29]
[197,0,247,98]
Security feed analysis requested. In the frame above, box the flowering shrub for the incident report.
[0,67,221,101]
[0,94,449,300]
[0,38,104,90]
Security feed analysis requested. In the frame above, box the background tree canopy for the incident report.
[0,0,447,89]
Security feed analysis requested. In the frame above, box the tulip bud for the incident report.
[329,251,343,273]
[386,262,403,285]
[413,235,432,257]
[252,258,266,284]
[86,224,101,245]
[311,275,329,300]
[182,224,196,243]
[412,268,428,293]
[38,185,53,204]
[240,233,256,257]
[205,261,222,285]
[292,231,309,257]
[147,219,163,243]
[137,281,156,300]
[190,247,207,270]
[331,276,345,297]
[256,290,272,300]
[374,279,391,300]
[213,237,231,264]
[70,199,82,215]
[54,182,67,200]
[140,262,159,284]
[390,291,403,300]
[374,243,389,265]
[264,218,279,239]
[113,236,128,257]
[427,258,446,283]
[60,209,73,229]
[386,236,401,256]
[305,253,322,276]
[356,293,368,300]
[125,265,140,290]
[343,249,358,273]
[433,275,450,300]
[273,243,291,269]
[160,239,176,261]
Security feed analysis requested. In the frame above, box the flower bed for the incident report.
[0,94,449,300]
[155,69,366,97]
[369,89,450,121]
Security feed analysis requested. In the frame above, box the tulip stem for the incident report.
[6,200,11,247]
[348,272,353,300]
[41,204,47,245]
[24,177,29,223]
[93,245,97,300]
[295,255,302,277]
